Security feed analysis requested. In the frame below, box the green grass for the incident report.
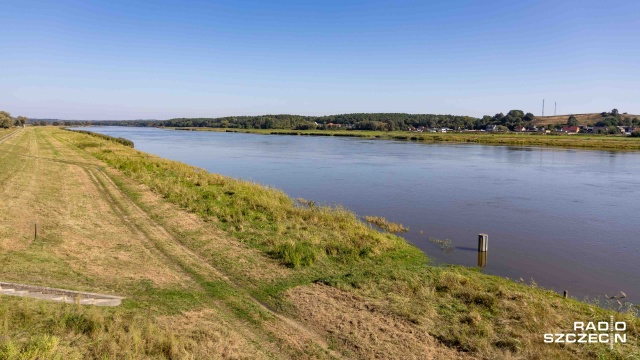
[179,127,640,151]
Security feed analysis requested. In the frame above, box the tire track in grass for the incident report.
[0,129,30,188]
[82,166,194,285]
[15,130,280,358]
[45,128,343,359]
[87,151,343,360]
[0,127,22,144]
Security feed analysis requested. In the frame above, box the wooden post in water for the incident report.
[478,233,488,252]
[563,290,568,298]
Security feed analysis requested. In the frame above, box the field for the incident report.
[0,127,638,359]
[177,127,640,151]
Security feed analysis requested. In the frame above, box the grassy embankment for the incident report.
[174,127,640,151]
[0,127,638,359]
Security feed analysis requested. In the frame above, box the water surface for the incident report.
[80,127,640,303]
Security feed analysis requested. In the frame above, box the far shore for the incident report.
[163,127,640,151]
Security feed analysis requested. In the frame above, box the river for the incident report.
[77,127,640,304]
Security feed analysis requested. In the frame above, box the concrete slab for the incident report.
[0,281,124,306]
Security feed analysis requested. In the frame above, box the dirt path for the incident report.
[91,164,339,354]
[1,127,342,359]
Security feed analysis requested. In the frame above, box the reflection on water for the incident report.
[478,252,487,268]
[77,127,640,304]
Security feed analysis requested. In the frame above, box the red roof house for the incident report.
[561,126,580,133]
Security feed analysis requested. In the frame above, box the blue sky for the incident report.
[1,0,638,120]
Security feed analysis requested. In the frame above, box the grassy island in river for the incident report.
[0,127,638,359]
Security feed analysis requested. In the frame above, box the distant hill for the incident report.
[533,113,640,126]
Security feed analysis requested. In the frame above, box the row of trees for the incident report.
[0,116,107,127]
[0,111,28,128]
[595,108,639,127]
[98,111,536,131]
[6,109,636,133]
[479,110,536,130]
[30,120,84,126]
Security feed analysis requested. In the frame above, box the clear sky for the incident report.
[1,0,638,120]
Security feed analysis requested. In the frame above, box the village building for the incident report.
[561,126,580,134]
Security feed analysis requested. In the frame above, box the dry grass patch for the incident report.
[0,128,191,291]
[286,283,467,359]
[157,309,269,359]
[0,130,43,253]
[319,265,640,359]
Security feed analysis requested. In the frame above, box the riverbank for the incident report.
[1,127,637,358]
[171,127,640,151]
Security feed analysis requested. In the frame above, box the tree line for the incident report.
[158,112,533,131]
[0,111,28,128]
[592,109,639,127]
[84,111,538,131]
[14,109,639,133]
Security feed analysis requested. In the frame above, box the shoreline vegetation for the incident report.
[1,127,638,358]
[34,110,640,151]
[170,127,640,151]
[68,129,135,147]
[363,216,409,233]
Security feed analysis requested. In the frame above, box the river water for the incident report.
[78,127,640,303]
